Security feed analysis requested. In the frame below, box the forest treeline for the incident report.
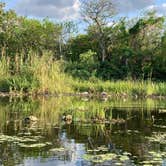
[0,2,166,95]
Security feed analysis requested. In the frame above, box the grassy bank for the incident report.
[72,79,166,97]
[0,52,165,97]
[0,52,72,95]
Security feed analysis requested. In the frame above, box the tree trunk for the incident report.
[95,19,106,62]
[100,37,106,62]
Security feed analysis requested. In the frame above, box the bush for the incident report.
[0,51,72,94]
[65,50,98,80]
[8,68,39,93]
[0,79,10,92]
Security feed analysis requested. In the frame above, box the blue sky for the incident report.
[1,0,166,20]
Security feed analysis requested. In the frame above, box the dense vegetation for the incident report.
[66,12,166,81]
[0,2,166,96]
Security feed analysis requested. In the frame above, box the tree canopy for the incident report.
[0,2,166,81]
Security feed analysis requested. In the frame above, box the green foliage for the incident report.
[0,51,71,94]
[8,68,39,93]
[66,11,165,81]
[0,2,165,96]
[0,3,62,59]
[66,34,93,61]
[65,50,98,80]
[80,50,96,64]
[72,79,166,96]
[0,79,10,92]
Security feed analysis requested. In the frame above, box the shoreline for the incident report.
[0,91,165,99]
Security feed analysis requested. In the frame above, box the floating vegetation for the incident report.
[123,152,132,156]
[18,132,32,136]
[18,142,52,148]
[127,130,140,134]
[84,153,117,163]
[140,151,166,165]
[97,146,109,152]
[113,129,140,135]
[49,147,66,152]
[0,134,43,143]
[153,124,166,129]
[87,145,109,153]
[0,134,51,149]
[84,152,132,164]
[0,135,26,143]
[0,97,165,165]
[159,109,166,113]
[146,132,166,144]
[119,155,130,161]
[18,137,38,143]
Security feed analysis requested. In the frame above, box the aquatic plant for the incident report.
[72,79,166,97]
[146,132,166,144]
[0,51,72,95]
[83,152,132,164]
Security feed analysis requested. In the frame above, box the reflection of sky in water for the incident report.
[0,97,166,165]
[21,143,86,166]
[20,130,86,166]
[163,160,166,166]
[59,131,86,165]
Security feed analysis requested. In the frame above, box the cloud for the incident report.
[113,0,155,13]
[14,0,166,20]
[33,0,75,7]
[15,0,80,20]
[146,3,166,16]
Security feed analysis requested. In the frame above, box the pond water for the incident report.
[0,96,166,166]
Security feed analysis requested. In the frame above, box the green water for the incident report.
[0,96,166,166]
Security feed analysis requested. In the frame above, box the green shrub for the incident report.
[0,51,72,94]
[65,50,98,80]
[0,79,10,92]
[8,68,39,93]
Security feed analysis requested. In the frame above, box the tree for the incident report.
[129,11,165,79]
[81,0,116,62]
[66,34,95,61]
[59,21,77,59]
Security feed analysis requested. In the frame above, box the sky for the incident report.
[1,0,166,21]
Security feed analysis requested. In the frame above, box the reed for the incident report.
[0,51,165,97]
[0,51,72,94]
[72,79,166,97]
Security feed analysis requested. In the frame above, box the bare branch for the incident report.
[80,0,116,62]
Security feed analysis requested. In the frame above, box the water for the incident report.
[0,96,166,166]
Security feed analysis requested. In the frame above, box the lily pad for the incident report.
[84,153,117,163]
[119,155,129,161]
[18,143,48,148]
[49,147,65,152]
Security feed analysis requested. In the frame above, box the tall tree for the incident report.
[81,0,116,62]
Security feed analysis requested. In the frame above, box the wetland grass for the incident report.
[0,51,72,95]
[73,79,166,97]
[0,51,165,97]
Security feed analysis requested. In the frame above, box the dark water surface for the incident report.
[0,97,166,166]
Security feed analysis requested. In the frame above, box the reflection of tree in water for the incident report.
[0,141,28,165]
[59,131,78,162]
[0,97,165,165]
[62,123,112,149]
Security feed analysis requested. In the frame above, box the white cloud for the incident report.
[162,3,166,8]
[15,0,80,20]
[13,0,166,20]
[146,3,166,16]
[107,21,114,26]
[147,5,156,10]
[113,0,155,13]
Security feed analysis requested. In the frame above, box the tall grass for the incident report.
[0,56,10,92]
[29,51,71,94]
[0,51,165,97]
[72,79,166,97]
[0,51,72,94]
